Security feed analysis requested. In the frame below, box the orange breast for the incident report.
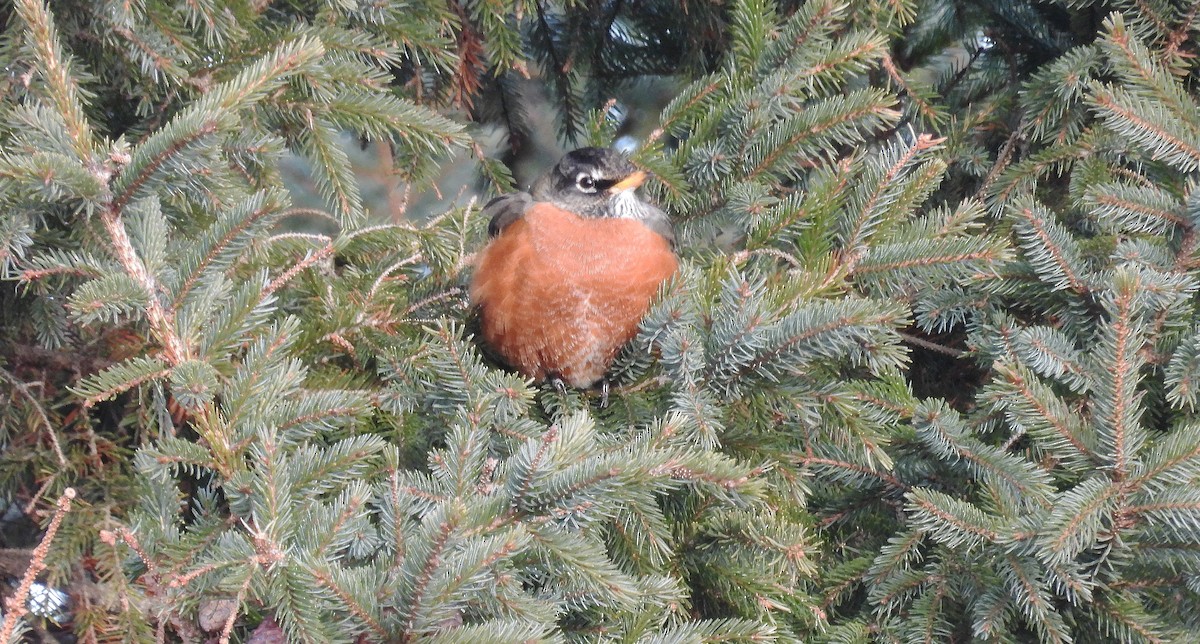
[471,203,678,388]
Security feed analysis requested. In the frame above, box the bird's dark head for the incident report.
[530,147,651,219]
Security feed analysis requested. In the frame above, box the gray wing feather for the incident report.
[641,205,676,249]
[484,193,533,238]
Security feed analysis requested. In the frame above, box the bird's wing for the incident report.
[641,205,676,249]
[483,192,533,238]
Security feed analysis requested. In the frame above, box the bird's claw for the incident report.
[599,379,610,408]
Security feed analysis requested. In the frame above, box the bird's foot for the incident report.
[599,379,610,409]
[550,377,568,396]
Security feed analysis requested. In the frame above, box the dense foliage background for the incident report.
[2,0,1200,641]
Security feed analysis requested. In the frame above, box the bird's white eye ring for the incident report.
[575,173,596,192]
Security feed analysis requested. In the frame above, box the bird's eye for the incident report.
[575,174,596,192]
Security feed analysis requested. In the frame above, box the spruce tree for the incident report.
[1,0,1199,642]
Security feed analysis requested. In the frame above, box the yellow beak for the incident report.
[609,170,647,192]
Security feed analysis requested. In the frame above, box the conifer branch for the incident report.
[277,405,371,433]
[795,455,905,490]
[1000,554,1069,644]
[313,494,369,552]
[1091,91,1200,169]
[653,82,720,141]
[730,308,904,383]
[839,134,943,272]
[865,529,923,587]
[171,195,278,310]
[515,426,558,506]
[1102,282,1138,480]
[1104,17,1193,115]
[12,0,94,159]
[991,141,1088,208]
[368,252,423,303]
[1093,598,1167,644]
[907,491,998,542]
[386,469,409,570]
[1127,435,1200,489]
[167,561,227,589]
[311,567,389,639]
[803,36,885,80]
[882,54,939,124]
[1089,191,1190,229]
[266,232,333,245]
[428,536,523,611]
[403,517,457,637]
[107,21,186,85]
[973,128,1020,200]
[403,287,467,320]
[1163,3,1199,63]
[1011,203,1088,294]
[747,101,901,179]
[918,406,1050,507]
[79,359,173,409]
[852,248,1005,275]
[993,365,1092,460]
[1040,482,1119,557]
[755,163,852,245]
[1130,0,1171,36]
[871,569,928,609]
[821,567,865,612]
[771,0,837,65]
[1176,225,1199,272]
[112,122,220,214]
[19,265,103,281]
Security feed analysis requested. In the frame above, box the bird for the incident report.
[470,147,678,396]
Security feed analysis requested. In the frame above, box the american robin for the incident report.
[470,147,678,393]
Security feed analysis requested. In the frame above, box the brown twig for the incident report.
[262,242,336,296]
[99,206,189,365]
[368,253,424,303]
[98,525,162,578]
[0,366,67,467]
[403,287,467,320]
[23,476,59,517]
[0,488,76,643]
[219,574,254,644]
[896,331,966,358]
